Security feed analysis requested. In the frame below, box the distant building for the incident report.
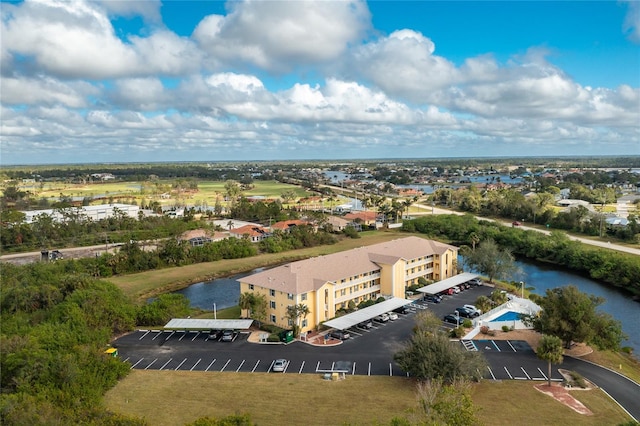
[21,204,139,224]
[229,224,271,243]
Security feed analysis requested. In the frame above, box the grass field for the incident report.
[103,371,633,426]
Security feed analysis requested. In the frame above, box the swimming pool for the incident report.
[490,311,521,322]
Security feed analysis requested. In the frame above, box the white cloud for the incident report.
[0,75,98,107]
[193,0,371,72]
[1,0,200,79]
[347,29,458,101]
[622,0,640,43]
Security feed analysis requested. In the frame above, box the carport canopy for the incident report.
[323,297,414,330]
[416,272,479,295]
[164,318,254,331]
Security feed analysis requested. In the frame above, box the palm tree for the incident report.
[286,304,310,337]
[469,232,480,250]
[537,335,564,387]
[238,292,254,318]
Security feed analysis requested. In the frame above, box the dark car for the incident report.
[221,329,235,342]
[455,307,479,318]
[208,330,221,340]
[394,305,413,314]
[512,221,522,227]
[329,330,350,340]
[443,314,460,325]
[424,294,442,303]
[358,320,373,329]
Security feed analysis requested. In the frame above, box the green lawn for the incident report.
[103,372,633,426]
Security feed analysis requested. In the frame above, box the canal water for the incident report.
[174,259,639,354]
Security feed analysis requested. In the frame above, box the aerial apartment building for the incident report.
[238,236,458,333]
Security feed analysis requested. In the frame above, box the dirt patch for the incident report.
[534,382,594,415]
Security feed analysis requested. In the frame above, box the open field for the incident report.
[106,230,410,302]
[103,371,633,426]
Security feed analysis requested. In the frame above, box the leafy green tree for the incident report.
[285,304,310,337]
[531,285,625,349]
[461,239,517,283]
[411,379,479,426]
[238,292,254,318]
[536,335,564,387]
[394,311,487,383]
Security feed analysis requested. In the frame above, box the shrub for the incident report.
[450,327,464,338]
[462,319,473,328]
[502,325,511,332]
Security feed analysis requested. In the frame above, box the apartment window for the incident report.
[270,289,275,297]
[248,284,254,290]
[288,319,293,326]
[301,293,307,301]
[270,314,276,323]
[302,319,308,328]
[270,301,276,309]
[287,293,294,300]
[341,289,346,296]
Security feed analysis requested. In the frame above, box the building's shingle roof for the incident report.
[229,224,269,237]
[271,219,307,230]
[240,236,457,294]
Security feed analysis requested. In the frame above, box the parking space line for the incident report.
[151,331,162,340]
[236,360,245,372]
[491,340,501,351]
[165,331,175,341]
[174,358,187,371]
[144,359,157,370]
[160,359,173,370]
[268,360,275,373]
[316,361,320,372]
[205,359,216,371]
[536,368,548,381]
[368,363,371,376]
[191,332,200,341]
[506,340,517,352]
[349,329,362,336]
[251,360,260,372]
[503,366,513,379]
[298,361,305,374]
[520,367,531,380]
[123,357,131,362]
[190,359,202,371]
[139,331,150,340]
[331,361,335,371]
[283,361,290,373]
[487,366,497,380]
[220,359,231,372]
[352,362,356,375]
[130,358,144,369]
[179,332,186,341]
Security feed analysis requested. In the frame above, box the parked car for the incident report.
[424,294,442,303]
[50,250,64,260]
[439,288,454,296]
[443,314,460,325]
[452,286,461,294]
[221,329,235,342]
[272,359,287,372]
[208,330,221,340]
[393,305,413,314]
[329,330,350,340]
[455,307,479,318]
[374,313,390,323]
[386,311,399,321]
[358,320,373,329]
[512,221,522,227]
[463,304,482,315]
[468,278,482,286]
[460,282,471,290]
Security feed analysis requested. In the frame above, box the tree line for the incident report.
[402,214,640,296]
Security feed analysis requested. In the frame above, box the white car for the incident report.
[387,311,398,321]
[374,313,390,323]
[272,359,287,372]
[463,304,482,315]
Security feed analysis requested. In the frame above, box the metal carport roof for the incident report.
[416,272,479,295]
[323,297,414,330]
[164,319,254,330]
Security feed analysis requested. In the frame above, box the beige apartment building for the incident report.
[239,236,458,333]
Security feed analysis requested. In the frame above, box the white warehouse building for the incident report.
[21,204,140,224]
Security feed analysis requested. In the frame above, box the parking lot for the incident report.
[113,284,563,381]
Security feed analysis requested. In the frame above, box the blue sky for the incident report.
[1,0,638,165]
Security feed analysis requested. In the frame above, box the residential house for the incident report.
[229,224,271,243]
[271,219,310,233]
[238,236,458,333]
[344,211,378,227]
